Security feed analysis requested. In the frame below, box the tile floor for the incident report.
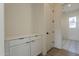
[47,47,79,56]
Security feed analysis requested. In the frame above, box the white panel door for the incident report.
[46,7,54,51]
[10,43,30,56]
[30,38,42,56]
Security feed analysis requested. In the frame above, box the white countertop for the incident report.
[5,34,42,41]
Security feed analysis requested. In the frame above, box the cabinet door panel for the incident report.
[10,43,30,56]
[31,38,42,56]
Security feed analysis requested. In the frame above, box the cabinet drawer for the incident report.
[9,38,31,47]
[10,43,30,56]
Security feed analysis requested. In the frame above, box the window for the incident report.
[69,16,76,28]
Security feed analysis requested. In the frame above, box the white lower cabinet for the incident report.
[31,38,42,56]
[10,43,30,56]
[5,35,42,56]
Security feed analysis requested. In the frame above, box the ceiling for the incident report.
[63,3,79,13]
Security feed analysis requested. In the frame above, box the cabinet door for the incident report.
[31,38,42,56]
[10,43,30,56]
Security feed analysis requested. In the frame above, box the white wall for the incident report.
[61,14,68,40]
[5,3,47,39]
[5,4,32,39]
[31,3,44,34]
[0,3,4,56]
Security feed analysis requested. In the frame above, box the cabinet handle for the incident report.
[26,42,30,43]
[19,38,24,40]
[26,40,35,43]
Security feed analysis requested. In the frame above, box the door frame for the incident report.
[0,3,4,56]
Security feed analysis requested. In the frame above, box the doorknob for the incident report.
[46,32,49,35]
